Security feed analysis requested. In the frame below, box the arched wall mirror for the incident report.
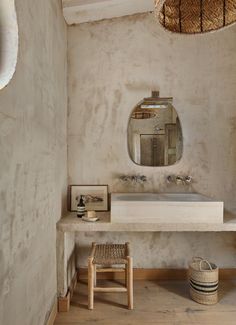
[128,91,183,167]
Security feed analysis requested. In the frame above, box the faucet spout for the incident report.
[167,175,192,185]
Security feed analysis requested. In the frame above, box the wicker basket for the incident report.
[189,257,218,305]
[155,0,236,34]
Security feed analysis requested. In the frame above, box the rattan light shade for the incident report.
[155,0,236,34]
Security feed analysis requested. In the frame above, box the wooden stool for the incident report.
[88,242,133,310]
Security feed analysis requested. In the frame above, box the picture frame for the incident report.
[70,185,108,212]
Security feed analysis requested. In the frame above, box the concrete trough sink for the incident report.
[111,193,224,224]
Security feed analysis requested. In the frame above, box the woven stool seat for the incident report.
[88,242,133,310]
[93,244,128,265]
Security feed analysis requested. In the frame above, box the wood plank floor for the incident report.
[54,280,236,325]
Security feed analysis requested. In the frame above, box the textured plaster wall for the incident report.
[0,1,67,324]
[67,13,236,268]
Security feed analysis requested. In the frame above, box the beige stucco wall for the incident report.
[68,13,236,268]
[0,1,67,324]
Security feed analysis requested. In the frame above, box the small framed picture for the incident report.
[70,185,108,212]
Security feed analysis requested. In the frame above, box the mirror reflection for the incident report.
[128,91,183,167]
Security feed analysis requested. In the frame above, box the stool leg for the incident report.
[88,257,94,310]
[127,256,133,310]
[94,264,97,287]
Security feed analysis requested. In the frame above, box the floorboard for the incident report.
[54,280,236,325]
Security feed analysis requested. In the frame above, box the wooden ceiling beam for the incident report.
[62,0,154,25]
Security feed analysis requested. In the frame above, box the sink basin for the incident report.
[111,193,224,224]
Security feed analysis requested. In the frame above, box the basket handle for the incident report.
[199,259,213,271]
[192,256,204,262]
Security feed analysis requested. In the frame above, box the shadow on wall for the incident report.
[0,0,18,90]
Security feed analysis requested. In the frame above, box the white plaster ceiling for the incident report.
[62,0,155,25]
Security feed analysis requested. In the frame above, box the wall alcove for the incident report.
[0,0,18,90]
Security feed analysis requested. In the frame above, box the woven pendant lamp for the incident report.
[155,0,236,34]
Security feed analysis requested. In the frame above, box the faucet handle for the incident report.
[184,175,192,184]
[119,175,131,182]
[166,175,175,183]
[140,175,147,182]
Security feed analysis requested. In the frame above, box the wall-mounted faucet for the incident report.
[166,175,192,185]
[119,174,147,183]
